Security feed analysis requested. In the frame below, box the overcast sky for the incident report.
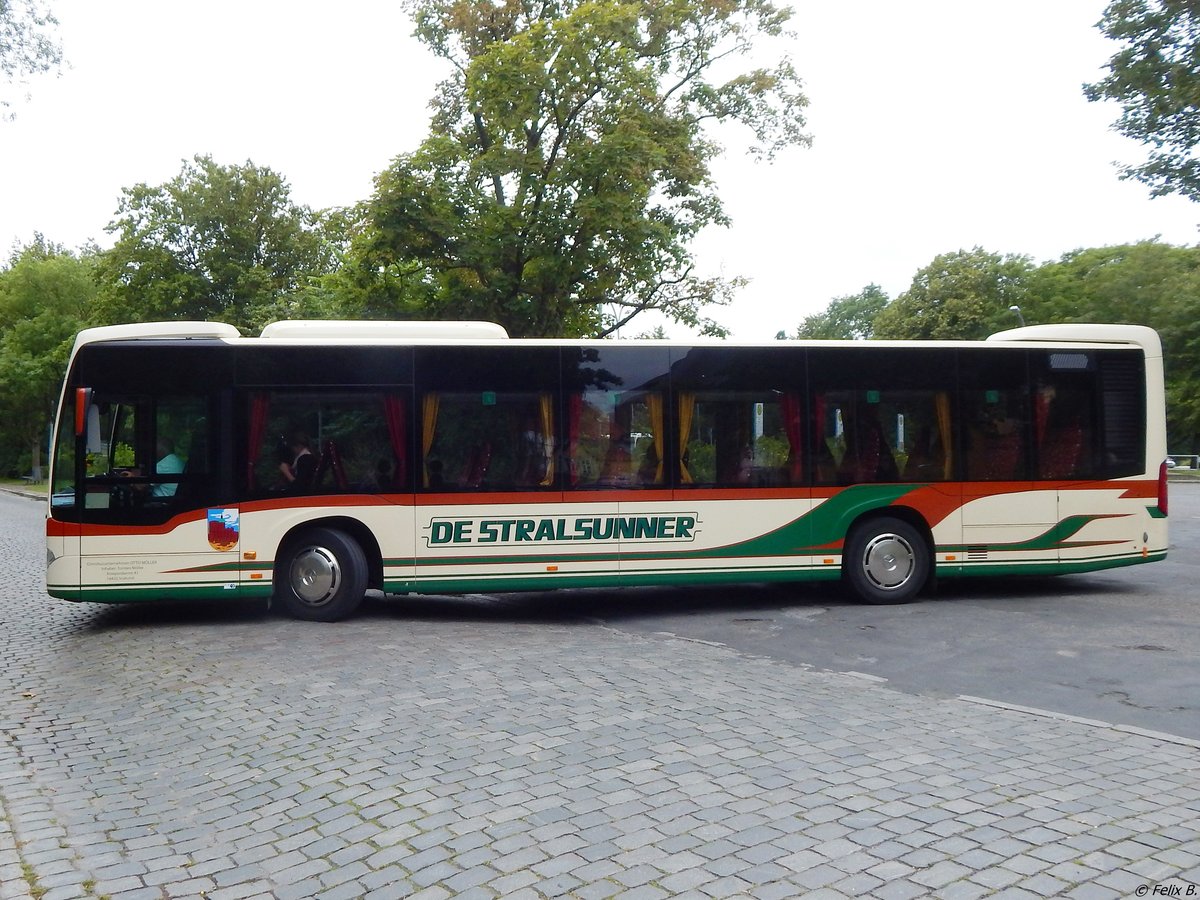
[2,0,1198,339]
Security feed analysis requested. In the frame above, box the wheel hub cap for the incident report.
[290,546,340,606]
[862,533,915,590]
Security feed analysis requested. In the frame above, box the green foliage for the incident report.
[0,0,62,119]
[873,248,1033,340]
[96,155,341,332]
[1086,0,1200,202]
[357,0,809,337]
[1024,240,1200,449]
[0,238,97,475]
[754,433,789,467]
[794,284,889,339]
[685,441,716,482]
[1023,240,1199,323]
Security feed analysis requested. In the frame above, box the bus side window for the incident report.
[569,392,663,488]
[1037,386,1092,480]
[815,393,896,485]
[678,393,796,488]
[965,390,1026,481]
[421,391,556,491]
[1034,364,1097,481]
[248,390,403,495]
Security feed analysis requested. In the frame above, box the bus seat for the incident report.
[461,442,492,489]
[1041,419,1084,479]
[314,440,350,490]
[843,417,882,484]
[975,430,1021,480]
[326,441,349,490]
[168,432,208,507]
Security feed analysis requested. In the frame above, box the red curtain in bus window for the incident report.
[246,392,271,489]
[384,394,407,489]
[567,393,582,486]
[782,394,803,484]
[1035,386,1052,447]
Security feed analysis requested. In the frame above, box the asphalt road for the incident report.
[543,484,1200,741]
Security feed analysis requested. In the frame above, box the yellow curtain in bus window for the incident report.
[539,392,555,486]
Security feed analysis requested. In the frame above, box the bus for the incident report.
[45,320,1168,621]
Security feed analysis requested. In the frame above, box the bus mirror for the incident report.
[74,388,92,437]
[75,389,103,456]
[85,404,102,456]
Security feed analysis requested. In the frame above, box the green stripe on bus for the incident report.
[386,566,845,594]
[938,515,1118,556]
[958,551,1165,576]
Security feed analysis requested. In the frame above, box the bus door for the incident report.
[74,390,241,602]
[46,387,85,599]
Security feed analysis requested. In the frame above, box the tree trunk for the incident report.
[30,434,42,482]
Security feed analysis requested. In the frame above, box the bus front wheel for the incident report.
[843,516,930,605]
[278,527,367,621]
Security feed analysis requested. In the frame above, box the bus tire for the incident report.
[277,527,367,622]
[843,516,930,605]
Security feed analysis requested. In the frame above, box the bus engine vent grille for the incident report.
[966,545,989,561]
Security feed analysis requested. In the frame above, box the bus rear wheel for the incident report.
[278,527,367,621]
[844,516,930,605]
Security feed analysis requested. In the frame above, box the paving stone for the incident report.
[0,494,1198,900]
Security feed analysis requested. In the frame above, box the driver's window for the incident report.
[85,398,143,485]
[154,398,206,497]
[81,394,210,521]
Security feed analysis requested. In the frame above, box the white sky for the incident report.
[2,0,1198,339]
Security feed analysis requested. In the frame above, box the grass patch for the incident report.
[0,478,48,495]
[21,861,46,899]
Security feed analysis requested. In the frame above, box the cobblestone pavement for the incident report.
[2,490,1199,900]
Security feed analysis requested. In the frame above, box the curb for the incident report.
[0,488,43,502]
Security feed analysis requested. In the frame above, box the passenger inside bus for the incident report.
[279,433,316,491]
[150,438,184,498]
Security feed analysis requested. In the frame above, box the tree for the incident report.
[0,0,62,119]
[1023,240,1199,322]
[97,155,340,332]
[873,248,1033,340]
[1085,0,1200,202]
[359,0,809,338]
[792,284,888,339]
[0,238,96,478]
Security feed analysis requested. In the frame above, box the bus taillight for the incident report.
[1159,460,1169,516]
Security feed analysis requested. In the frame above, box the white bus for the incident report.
[46,320,1168,620]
